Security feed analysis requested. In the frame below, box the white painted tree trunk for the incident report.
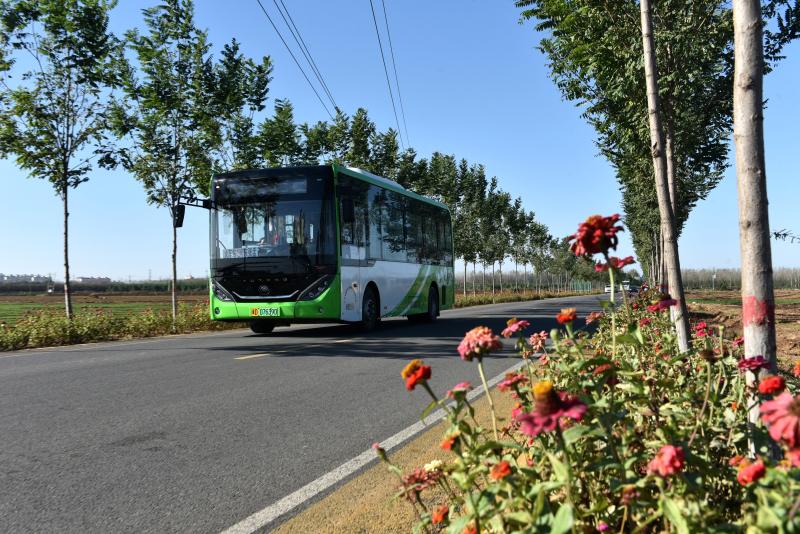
[639,0,690,352]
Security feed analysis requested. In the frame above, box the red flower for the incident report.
[490,460,512,480]
[516,381,587,437]
[594,262,608,272]
[733,337,744,348]
[787,449,800,467]
[556,307,578,324]
[737,459,765,486]
[498,372,527,392]
[639,317,652,327]
[457,326,502,361]
[569,214,623,256]
[761,392,800,447]
[462,523,478,534]
[759,375,786,395]
[729,455,745,467]
[401,359,431,391]
[646,299,678,313]
[793,361,800,378]
[609,256,635,269]
[501,317,530,338]
[738,356,769,371]
[431,505,449,525]
[647,445,685,477]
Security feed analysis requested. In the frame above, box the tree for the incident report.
[259,99,301,166]
[0,0,120,319]
[733,0,777,378]
[369,128,399,179]
[110,0,213,325]
[207,38,272,173]
[639,0,690,351]
[347,107,374,169]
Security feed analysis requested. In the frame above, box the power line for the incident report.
[379,0,410,147]
[272,0,339,112]
[367,0,405,150]
[254,0,334,119]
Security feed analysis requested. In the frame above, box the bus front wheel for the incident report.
[250,321,275,334]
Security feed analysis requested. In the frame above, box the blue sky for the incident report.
[2,0,798,280]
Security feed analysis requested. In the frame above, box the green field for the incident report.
[0,302,175,323]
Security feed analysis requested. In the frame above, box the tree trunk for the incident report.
[665,124,678,217]
[639,0,690,352]
[62,184,73,319]
[733,0,777,369]
[472,263,476,295]
[491,264,496,295]
[499,262,503,292]
[171,212,178,328]
[463,262,467,297]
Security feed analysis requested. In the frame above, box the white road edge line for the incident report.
[219,359,528,534]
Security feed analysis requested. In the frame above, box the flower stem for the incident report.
[607,255,617,359]
[477,359,499,441]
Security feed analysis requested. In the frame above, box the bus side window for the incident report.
[382,191,406,262]
[368,186,383,261]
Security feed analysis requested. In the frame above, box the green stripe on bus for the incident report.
[387,265,428,317]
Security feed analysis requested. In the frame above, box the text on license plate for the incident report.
[251,307,280,317]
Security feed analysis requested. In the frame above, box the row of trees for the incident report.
[518,0,798,356]
[0,0,580,322]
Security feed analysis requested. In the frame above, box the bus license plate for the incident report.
[251,307,280,317]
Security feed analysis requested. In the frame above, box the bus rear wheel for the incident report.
[250,320,275,334]
[360,287,380,332]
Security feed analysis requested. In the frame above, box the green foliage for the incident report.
[382,285,800,532]
[0,301,243,351]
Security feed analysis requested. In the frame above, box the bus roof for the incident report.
[213,165,450,212]
[332,164,449,211]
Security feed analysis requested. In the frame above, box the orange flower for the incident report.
[431,505,449,525]
[462,523,478,534]
[759,375,786,395]
[794,361,800,378]
[401,359,431,391]
[440,431,460,451]
[489,460,512,480]
[556,308,578,324]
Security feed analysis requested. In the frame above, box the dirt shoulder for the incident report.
[271,387,516,534]
[686,289,800,370]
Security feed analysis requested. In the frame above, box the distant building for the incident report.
[0,273,52,283]
[74,277,112,285]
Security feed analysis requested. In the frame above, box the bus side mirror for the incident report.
[341,198,355,223]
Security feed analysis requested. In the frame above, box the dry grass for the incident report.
[271,386,517,534]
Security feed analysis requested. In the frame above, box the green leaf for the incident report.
[551,503,574,534]
[420,399,439,423]
[662,497,689,534]
[547,452,569,482]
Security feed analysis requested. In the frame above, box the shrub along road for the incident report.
[0,294,603,533]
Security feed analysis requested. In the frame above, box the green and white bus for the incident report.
[209,165,455,334]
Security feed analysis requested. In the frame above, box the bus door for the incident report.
[339,181,368,321]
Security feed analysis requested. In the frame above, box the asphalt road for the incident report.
[0,294,604,533]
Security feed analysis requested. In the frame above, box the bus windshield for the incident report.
[211,171,336,267]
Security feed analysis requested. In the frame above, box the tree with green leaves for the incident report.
[207,38,272,174]
[109,0,213,325]
[347,107,374,169]
[0,0,120,319]
[259,99,301,166]
[369,128,400,179]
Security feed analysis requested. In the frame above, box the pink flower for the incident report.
[585,311,603,325]
[647,445,685,477]
[738,356,769,371]
[594,262,609,273]
[569,214,623,256]
[597,522,610,532]
[760,392,800,447]
[528,331,549,352]
[516,381,587,437]
[457,326,502,361]
[498,373,527,392]
[639,317,652,327]
[501,317,530,338]
[446,381,472,399]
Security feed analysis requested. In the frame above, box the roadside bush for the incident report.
[454,290,599,309]
[0,302,245,351]
[378,215,800,533]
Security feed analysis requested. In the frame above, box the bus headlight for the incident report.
[298,275,334,301]
[212,280,235,302]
